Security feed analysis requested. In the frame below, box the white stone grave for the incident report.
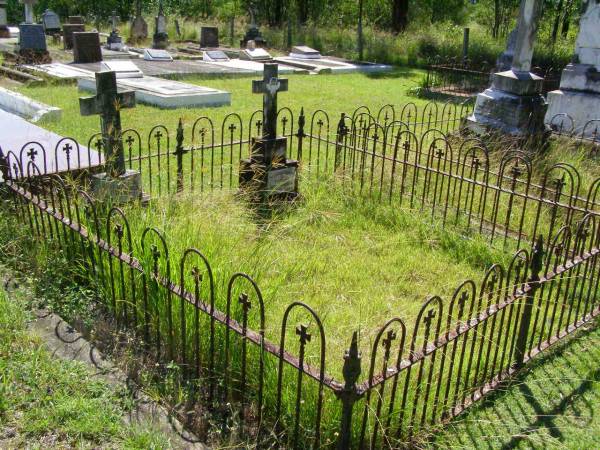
[78,75,230,109]
[101,60,143,78]
[203,50,229,62]
[289,45,321,59]
[240,47,272,61]
[143,48,172,61]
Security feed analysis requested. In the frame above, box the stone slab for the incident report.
[203,50,229,62]
[491,69,544,95]
[101,60,143,78]
[275,56,392,74]
[143,48,172,61]
[545,89,600,138]
[240,47,272,61]
[289,45,321,59]
[0,85,61,122]
[0,109,99,179]
[78,75,231,109]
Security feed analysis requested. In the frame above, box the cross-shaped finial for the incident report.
[435,148,445,159]
[296,324,311,345]
[238,292,252,313]
[510,164,522,178]
[553,175,566,192]
[423,309,436,328]
[252,64,288,140]
[63,143,72,162]
[26,147,38,161]
[114,223,124,241]
[472,156,480,169]
[403,140,411,151]
[382,329,397,351]
[488,272,499,293]
[191,266,203,282]
[458,291,469,313]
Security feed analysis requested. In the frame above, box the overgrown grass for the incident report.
[0,287,174,448]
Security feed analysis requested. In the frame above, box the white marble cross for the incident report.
[511,0,544,73]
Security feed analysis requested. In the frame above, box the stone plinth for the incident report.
[90,170,142,204]
[18,23,47,52]
[239,137,298,199]
[63,23,85,50]
[467,69,548,136]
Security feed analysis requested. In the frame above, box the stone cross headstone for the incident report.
[252,64,288,141]
[72,31,102,63]
[79,71,135,177]
[107,10,123,50]
[239,63,298,200]
[41,9,61,34]
[152,0,169,49]
[241,5,266,48]
[130,0,148,43]
[0,0,9,38]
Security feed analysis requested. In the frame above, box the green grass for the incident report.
[0,287,174,448]
[15,69,428,144]
[430,319,600,449]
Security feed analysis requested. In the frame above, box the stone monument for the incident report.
[152,0,169,50]
[239,63,298,201]
[79,71,141,203]
[545,0,600,137]
[62,23,85,50]
[241,6,266,48]
[41,9,60,35]
[0,0,9,38]
[72,31,102,63]
[496,27,517,71]
[200,26,219,48]
[106,11,124,50]
[68,16,84,24]
[17,0,48,56]
[467,0,547,137]
[130,0,148,43]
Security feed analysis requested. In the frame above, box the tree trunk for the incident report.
[561,0,573,38]
[492,0,501,38]
[391,0,408,33]
[551,0,564,44]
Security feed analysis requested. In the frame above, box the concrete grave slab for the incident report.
[143,48,172,61]
[0,109,100,179]
[0,85,61,122]
[203,50,229,62]
[24,62,95,79]
[101,60,143,78]
[240,47,272,61]
[289,45,321,59]
[78,75,231,109]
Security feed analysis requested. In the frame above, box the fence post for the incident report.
[173,118,187,193]
[462,27,470,65]
[515,235,544,368]
[335,113,348,170]
[296,107,306,162]
[337,331,361,450]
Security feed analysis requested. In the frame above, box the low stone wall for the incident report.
[0,86,61,122]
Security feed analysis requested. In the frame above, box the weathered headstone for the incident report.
[152,0,169,50]
[79,70,141,203]
[496,27,517,71]
[0,0,9,38]
[241,7,266,48]
[545,0,600,136]
[203,50,229,62]
[467,0,547,138]
[72,31,102,63]
[68,16,85,25]
[240,47,272,61]
[129,0,148,43]
[143,48,172,61]
[18,0,48,55]
[239,63,298,200]
[41,9,61,34]
[106,11,124,50]
[289,45,321,59]
[62,23,85,50]
[200,26,219,48]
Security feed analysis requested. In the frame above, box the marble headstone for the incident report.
[200,26,219,48]
[41,9,61,34]
[72,31,102,63]
[545,0,600,136]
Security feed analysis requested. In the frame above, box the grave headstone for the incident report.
[200,26,219,48]
[106,11,124,50]
[143,48,172,61]
[203,50,229,62]
[130,0,148,43]
[41,9,61,35]
[0,0,8,38]
[68,16,85,24]
[152,0,169,49]
[241,7,266,48]
[62,23,85,50]
[72,31,102,63]
[240,47,272,61]
[467,0,548,137]
[20,0,35,24]
[289,45,321,59]
[239,63,298,201]
[101,60,143,78]
[79,70,141,203]
[496,27,518,71]
[545,0,600,136]
[18,0,48,56]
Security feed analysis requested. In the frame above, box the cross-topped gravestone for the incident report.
[79,71,142,203]
[252,63,288,141]
[511,0,543,73]
[79,71,135,177]
[107,10,123,50]
[240,63,298,202]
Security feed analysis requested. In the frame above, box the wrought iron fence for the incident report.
[423,57,561,97]
[2,168,600,448]
[2,99,600,447]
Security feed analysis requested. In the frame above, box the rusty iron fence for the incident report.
[2,100,600,448]
[423,58,561,97]
[547,113,600,149]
